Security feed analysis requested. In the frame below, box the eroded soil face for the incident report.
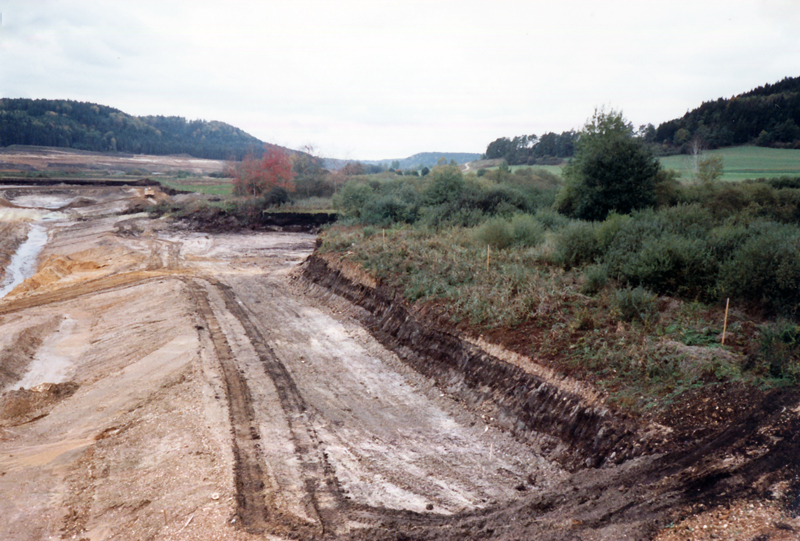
[1,186,798,541]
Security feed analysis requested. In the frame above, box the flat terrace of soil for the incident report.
[0,185,798,540]
[0,145,226,176]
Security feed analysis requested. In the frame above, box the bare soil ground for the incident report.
[0,184,798,540]
[0,146,226,176]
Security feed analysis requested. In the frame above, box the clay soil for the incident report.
[0,185,799,540]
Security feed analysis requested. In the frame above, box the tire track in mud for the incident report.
[207,278,347,537]
[187,274,479,538]
[208,277,469,537]
[183,279,271,534]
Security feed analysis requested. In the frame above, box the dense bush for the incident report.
[361,195,416,226]
[718,223,800,314]
[330,163,800,317]
[473,217,514,249]
[333,181,374,219]
[581,264,608,295]
[421,166,466,206]
[550,221,601,269]
[614,286,659,324]
[472,214,546,249]
[556,109,662,221]
[509,214,546,246]
[617,234,716,298]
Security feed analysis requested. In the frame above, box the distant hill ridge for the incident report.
[654,76,800,149]
[0,98,279,160]
[363,152,482,169]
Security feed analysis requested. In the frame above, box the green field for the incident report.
[508,164,564,176]
[492,146,800,182]
[159,178,233,196]
[659,145,800,182]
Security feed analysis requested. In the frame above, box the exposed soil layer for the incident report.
[301,254,645,470]
[0,145,226,176]
[300,253,800,540]
[0,184,799,540]
[0,177,163,187]
[169,204,338,233]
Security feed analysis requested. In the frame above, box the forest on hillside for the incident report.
[485,76,800,166]
[0,98,268,160]
[655,76,800,150]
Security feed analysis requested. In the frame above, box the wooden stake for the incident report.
[486,245,490,274]
[722,298,730,345]
[382,228,386,250]
[163,509,168,526]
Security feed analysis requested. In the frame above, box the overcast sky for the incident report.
[1,1,799,160]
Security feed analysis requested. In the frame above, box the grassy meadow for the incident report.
[489,146,800,183]
[659,145,800,181]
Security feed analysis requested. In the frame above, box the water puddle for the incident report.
[0,223,48,299]
[9,194,76,209]
[0,194,70,299]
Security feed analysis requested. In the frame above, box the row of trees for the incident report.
[484,131,578,165]
[0,98,265,160]
[229,147,469,203]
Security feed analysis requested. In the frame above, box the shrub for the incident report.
[509,214,545,246]
[550,220,601,269]
[718,223,800,314]
[534,207,571,230]
[421,166,466,205]
[596,211,632,250]
[361,195,415,226]
[581,264,608,295]
[260,186,291,207]
[418,203,486,229]
[755,321,800,377]
[473,217,513,249]
[619,234,716,298]
[333,181,374,218]
[614,286,659,324]
[707,222,750,261]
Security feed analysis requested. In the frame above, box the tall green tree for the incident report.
[555,109,662,221]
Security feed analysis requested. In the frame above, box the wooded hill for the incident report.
[484,76,800,165]
[0,98,272,160]
[654,76,800,150]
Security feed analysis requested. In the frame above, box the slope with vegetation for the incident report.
[320,109,800,421]
[655,75,800,151]
[0,98,269,160]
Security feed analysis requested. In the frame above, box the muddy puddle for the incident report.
[0,223,48,299]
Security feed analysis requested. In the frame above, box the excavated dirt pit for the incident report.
[0,186,799,541]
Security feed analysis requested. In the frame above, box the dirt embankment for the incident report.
[300,251,800,540]
[166,204,338,234]
[301,254,648,470]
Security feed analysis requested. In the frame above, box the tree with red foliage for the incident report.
[232,147,296,197]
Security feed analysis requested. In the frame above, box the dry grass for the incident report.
[319,223,794,416]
